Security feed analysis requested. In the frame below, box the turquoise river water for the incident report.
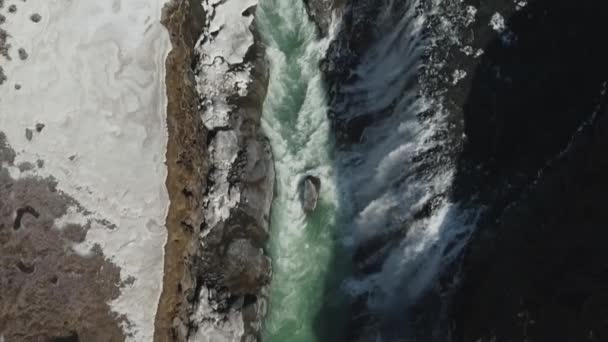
[256,1,350,341]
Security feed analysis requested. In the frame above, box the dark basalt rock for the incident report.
[449,0,608,340]
[311,0,608,341]
[303,0,345,37]
[302,175,321,213]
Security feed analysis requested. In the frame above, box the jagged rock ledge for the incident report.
[157,0,274,341]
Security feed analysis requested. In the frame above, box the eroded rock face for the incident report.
[0,133,126,342]
[185,1,275,341]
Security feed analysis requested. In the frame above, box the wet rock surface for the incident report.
[303,0,345,36]
[0,133,127,341]
[302,175,321,213]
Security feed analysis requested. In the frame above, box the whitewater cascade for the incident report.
[256,0,346,341]
[258,0,478,340]
[328,1,479,339]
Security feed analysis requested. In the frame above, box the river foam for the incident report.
[257,1,345,340]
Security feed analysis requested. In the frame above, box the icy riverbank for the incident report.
[0,0,172,339]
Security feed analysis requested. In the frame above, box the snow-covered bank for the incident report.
[186,0,274,341]
[0,0,172,339]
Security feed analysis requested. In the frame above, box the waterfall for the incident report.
[256,1,345,341]
[258,0,479,340]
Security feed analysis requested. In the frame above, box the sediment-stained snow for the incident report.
[0,0,171,340]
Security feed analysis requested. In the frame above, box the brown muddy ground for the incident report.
[0,133,127,342]
[153,0,207,341]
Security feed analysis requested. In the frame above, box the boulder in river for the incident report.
[302,175,321,213]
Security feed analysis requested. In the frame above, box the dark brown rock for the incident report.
[30,13,41,22]
[18,47,27,60]
[25,128,33,141]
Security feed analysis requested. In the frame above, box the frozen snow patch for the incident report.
[0,0,172,340]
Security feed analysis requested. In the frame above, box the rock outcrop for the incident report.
[156,1,275,341]
[302,175,321,213]
[303,0,345,37]
[184,1,275,341]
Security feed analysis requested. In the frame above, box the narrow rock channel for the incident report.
[256,1,351,341]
